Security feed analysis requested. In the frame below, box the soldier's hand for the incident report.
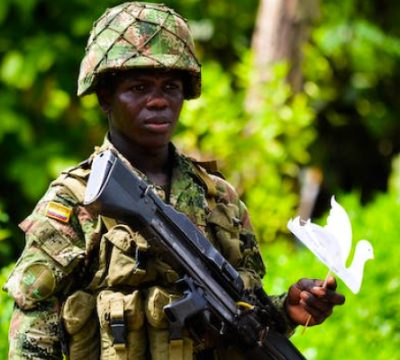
[285,276,345,326]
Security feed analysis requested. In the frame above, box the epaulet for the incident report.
[193,159,219,174]
[50,158,92,204]
[190,158,223,201]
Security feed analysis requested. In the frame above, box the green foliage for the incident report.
[0,205,12,261]
[388,154,400,198]
[176,58,316,241]
[262,190,400,359]
[0,264,14,356]
[302,0,400,201]
[0,0,114,264]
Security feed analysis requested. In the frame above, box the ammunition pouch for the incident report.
[90,224,155,289]
[145,286,193,360]
[62,290,100,359]
[97,289,146,360]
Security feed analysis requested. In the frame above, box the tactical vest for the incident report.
[56,157,246,360]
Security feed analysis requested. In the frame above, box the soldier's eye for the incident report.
[165,83,176,90]
[165,81,182,91]
[130,83,146,92]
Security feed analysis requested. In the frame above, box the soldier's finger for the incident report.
[310,286,345,305]
[301,291,334,313]
[299,299,325,324]
[296,278,324,291]
[325,276,338,290]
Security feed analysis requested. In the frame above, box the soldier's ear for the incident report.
[96,86,112,113]
[95,72,117,113]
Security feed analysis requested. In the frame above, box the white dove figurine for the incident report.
[287,196,374,293]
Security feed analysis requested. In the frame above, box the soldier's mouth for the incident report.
[143,120,172,133]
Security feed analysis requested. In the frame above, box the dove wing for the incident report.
[287,217,332,268]
[288,199,373,295]
[309,223,342,270]
[289,219,352,289]
[334,267,359,294]
[325,196,352,263]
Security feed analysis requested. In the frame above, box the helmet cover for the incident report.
[77,2,201,99]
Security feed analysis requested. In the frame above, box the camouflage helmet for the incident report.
[77,2,201,99]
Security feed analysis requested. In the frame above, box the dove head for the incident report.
[357,240,374,261]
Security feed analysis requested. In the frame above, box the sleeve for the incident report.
[269,293,298,336]
[4,180,101,358]
[236,199,266,288]
[8,297,63,360]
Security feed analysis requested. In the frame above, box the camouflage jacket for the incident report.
[4,139,293,359]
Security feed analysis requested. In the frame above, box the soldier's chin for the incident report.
[140,133,173,149]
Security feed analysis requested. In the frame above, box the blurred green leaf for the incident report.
[0,264,15,356]
[177,58,316,241]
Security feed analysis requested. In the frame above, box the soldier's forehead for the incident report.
[112,69,185,82]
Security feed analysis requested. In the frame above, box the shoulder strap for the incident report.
[191,162,217,198]
[190,160,224,211]
[101,216,118,231]
[53,165,118,231]
[51,166,91,204]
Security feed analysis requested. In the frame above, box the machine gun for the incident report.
[84,150,306,360]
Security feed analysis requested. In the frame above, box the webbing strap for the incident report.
[52,175,87,203]
[169,339,184,360]
[110,296,127,359]
[192,163,217,197]
[191,162,218,210]
[102,216,118,231]
[169,338,193,360]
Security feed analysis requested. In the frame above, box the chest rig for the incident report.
[56,156,244,360]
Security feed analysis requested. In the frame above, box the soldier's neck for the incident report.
[109,132,172,187]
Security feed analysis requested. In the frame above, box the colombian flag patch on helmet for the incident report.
[45,201,72,223]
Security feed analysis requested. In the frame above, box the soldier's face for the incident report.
[101,69,185,149]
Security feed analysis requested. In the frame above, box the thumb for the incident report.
[325,276,338,290]
[287,281,303,305]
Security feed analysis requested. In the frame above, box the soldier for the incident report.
[4,2,344,359]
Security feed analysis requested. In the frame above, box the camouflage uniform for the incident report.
[4,138,293,359]
[5,3,295,359]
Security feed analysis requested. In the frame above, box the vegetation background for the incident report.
[0,0,399,358]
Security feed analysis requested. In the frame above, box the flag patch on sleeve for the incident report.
[45,201,72,223]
